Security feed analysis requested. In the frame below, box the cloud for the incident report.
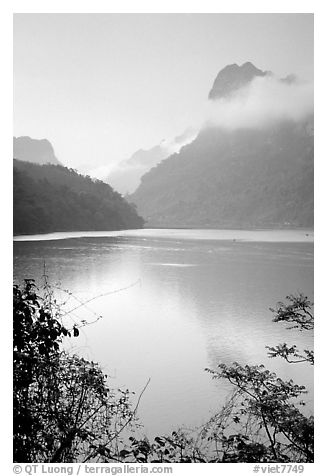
[86,128,198,192]
[85,76,313,189]
[200,76,313,130]
[84,164,117,181]
[160,127,198,155]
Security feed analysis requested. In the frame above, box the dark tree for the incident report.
[13,280,136,463]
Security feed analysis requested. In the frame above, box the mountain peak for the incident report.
[13,136,61,165]
[242,61,260,71]
[208,62,267,100]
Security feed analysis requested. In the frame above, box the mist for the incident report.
[87,75,313,189]
[86,128,197,188]
[201,76,313,131]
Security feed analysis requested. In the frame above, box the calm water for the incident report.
[13,229,314,437]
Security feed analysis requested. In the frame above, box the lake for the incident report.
[13,228,314,437]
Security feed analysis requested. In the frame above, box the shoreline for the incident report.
[13,227,314,243]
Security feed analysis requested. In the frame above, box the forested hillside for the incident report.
[130,118,313,229]
[13,160,144,235]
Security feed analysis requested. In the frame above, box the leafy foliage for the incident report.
[120,294,314,463]
[205,363,313,462]
[203,293,314,462]
[14,283,314,463]
[269,293,314,331]
[266,293,314,365]
[13,280,137,463]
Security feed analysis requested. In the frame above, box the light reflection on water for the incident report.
[13,229,314,437]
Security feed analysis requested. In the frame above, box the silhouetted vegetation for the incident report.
[13,160,144,235]
[13,279,138,462]
[13,280,313,462]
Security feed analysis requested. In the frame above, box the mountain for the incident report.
[105,62,295,196]
[103,129,197,195]
[13,136,61,165]
[104,144,168,195]
[13,160,144,235]
[129,62,313,229]
[130,117,313,229]
[208,62,268,100]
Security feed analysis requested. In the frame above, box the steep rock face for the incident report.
[208,62,268,100]
[130,118,313,229]
[13,136,61,165]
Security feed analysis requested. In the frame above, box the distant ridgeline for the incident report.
[13,136,62,166]
[13,160,144,235]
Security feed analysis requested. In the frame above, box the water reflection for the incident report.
[13,231,314,436]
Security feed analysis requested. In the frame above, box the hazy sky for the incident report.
[14,13,313,172]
